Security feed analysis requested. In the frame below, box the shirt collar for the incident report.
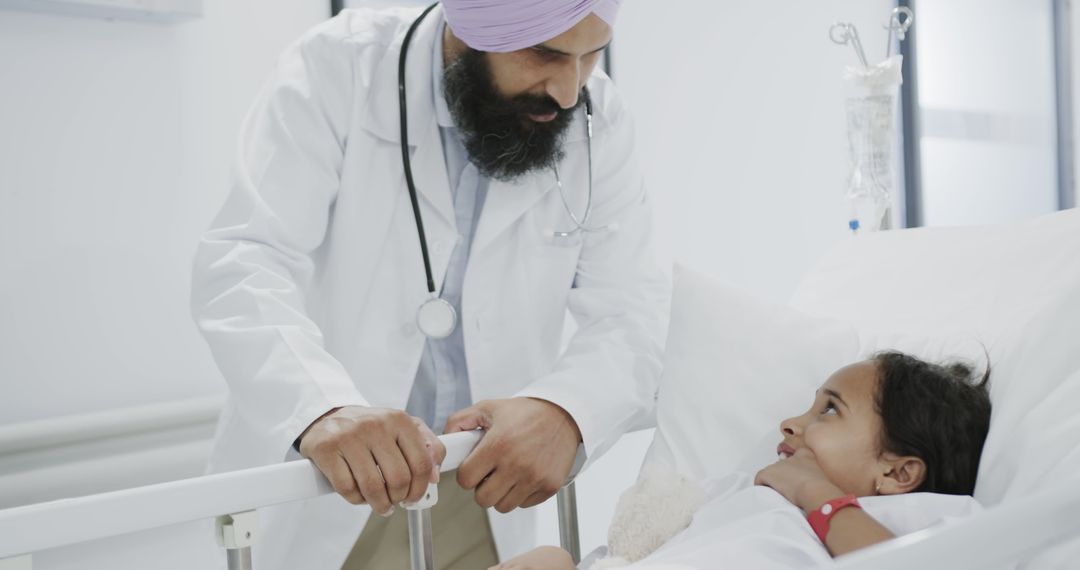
[431,17,454,128]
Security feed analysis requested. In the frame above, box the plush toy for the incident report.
[590,463,706,568]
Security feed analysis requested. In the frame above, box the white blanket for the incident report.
[585,469,984,570]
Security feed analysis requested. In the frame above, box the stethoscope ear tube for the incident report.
[399,3,441,296]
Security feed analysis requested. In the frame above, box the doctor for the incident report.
[191,0,666,568]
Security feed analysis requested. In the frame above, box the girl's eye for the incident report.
[822,400,839,416]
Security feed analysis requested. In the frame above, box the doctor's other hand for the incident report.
[298,406,446,516]
[446,397,582,513]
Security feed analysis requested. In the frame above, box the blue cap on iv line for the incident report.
[849,219,860,232]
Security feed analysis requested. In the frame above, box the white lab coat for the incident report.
[191,6,667,570]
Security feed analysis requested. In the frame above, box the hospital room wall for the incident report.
[0,1,327,424]
[0,1,327,564]
[616,1,896,306]
[0,0,327,521]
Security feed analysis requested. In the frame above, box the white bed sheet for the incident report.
[585,470,1001,570]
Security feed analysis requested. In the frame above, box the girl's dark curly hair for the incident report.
[873,351,992,495]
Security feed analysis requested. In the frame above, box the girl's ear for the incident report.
[876,456,926,495]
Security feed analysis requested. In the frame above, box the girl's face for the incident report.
[777,361,889,497]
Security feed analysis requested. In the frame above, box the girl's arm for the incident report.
[755,449,896,557]
[797,480,896,557]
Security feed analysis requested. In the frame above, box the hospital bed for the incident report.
[2,208,1079,569]
[633,206,1080,569]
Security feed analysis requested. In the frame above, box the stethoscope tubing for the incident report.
[399,3,604,296]
[399,2,441,295]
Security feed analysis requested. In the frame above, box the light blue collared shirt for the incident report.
[404,17,490,434]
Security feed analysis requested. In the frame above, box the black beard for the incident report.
[442,47,583,182]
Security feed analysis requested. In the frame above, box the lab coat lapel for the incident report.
[473,173,555,252]
[357,4,455,228]
[409,122,455,230]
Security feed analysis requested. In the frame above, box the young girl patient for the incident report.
[490,351,992,569]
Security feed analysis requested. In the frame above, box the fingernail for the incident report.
[432,464,441,484]
[380,506,395,518]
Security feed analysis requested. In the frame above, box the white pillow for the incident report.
[790,208,1080,339]
[646,265,992,481]
[981,366,1080,569]
[860,492,982,537]
[644,266,857,480]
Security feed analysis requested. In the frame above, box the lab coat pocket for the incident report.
[541,231,585,249]
[526,208,584,296]
[533,214,586,249]
[532,234,582,297]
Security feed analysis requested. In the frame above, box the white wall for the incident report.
[0,1,326,425]
[615,0,892,302]
[0,1,325,567]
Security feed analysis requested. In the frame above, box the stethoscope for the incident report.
[400,3,609,340]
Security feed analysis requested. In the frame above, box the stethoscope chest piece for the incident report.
[417,294,457,339]
[399,3,598,341]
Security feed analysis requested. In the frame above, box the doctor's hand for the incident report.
[445,397,582,513]
[298,406,446,516]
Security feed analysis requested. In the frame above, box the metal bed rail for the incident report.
[0,430,582,570]
[5,425,1068,570]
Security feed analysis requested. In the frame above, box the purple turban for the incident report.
[441,0,621,53]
